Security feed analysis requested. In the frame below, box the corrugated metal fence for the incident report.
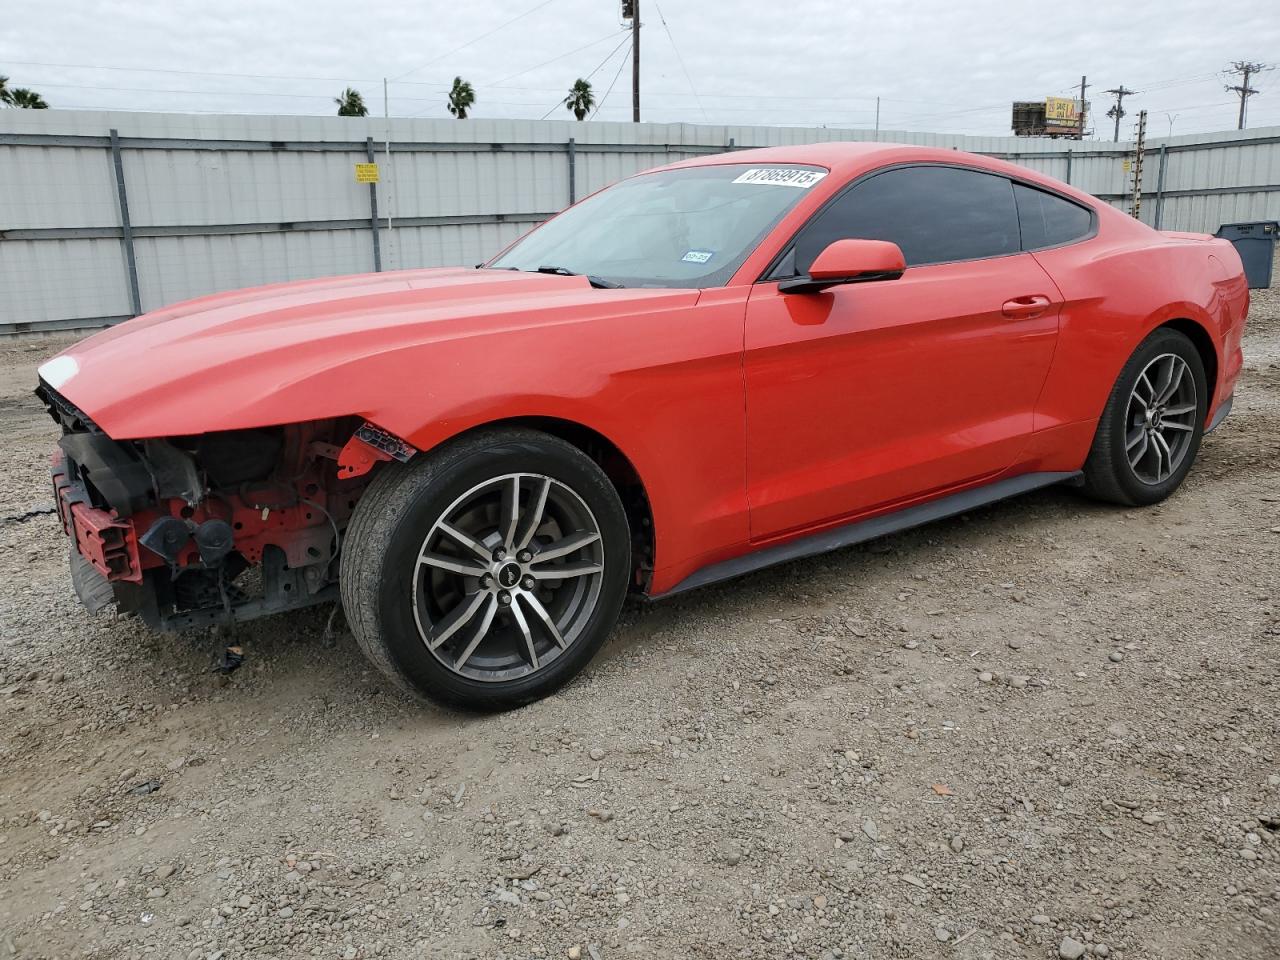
[2,109,1279,335]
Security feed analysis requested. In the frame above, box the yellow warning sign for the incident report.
[355,163,379,184]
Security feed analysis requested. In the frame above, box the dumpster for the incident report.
[1215,221,1278,289]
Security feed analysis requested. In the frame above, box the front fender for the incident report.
[357,297,751,593]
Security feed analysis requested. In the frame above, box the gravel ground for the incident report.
[1,265,1278,960]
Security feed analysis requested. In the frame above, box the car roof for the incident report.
[657,141,1095,204]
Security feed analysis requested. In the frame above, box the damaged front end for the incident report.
[37,380,412,631]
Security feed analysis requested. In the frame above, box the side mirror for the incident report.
[778,239,906,294]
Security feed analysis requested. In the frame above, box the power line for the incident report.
[6,53,1216,105]
[409,28,627,118]
[585,37,634,83]
[1156,99,1240,114]
[13,54,1280,136]
[486,29,629,88]
[538,35,630,120]
[1,59,433,85]
[884,97,1021,127]
[4,58,1259,123]
[15,79,564,109]
[1141,73,1219,92]
[652,1,706,123]
[1127,72,1217,93]
[390,0,558,82]
[1052,71,1215,94]
[11,76,985,116]
[0,58,971,105]
[15,80,358,101]
[595,44,633,118]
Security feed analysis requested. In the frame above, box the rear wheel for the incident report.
[341,428,631,711]
[1081,328,1207,506]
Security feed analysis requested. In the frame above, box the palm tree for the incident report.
[0,75,10,106]
[563,78,595,121]
[335,87,368,117]
[447,77,475,119]
[7,88,48,109]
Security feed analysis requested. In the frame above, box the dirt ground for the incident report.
[1,267,1278,960]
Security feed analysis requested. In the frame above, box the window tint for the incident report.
[790,166,1020,273]
[1013,183,1094,249]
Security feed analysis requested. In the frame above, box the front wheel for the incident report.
[340,428,631,711]
[1081,327,1208,506]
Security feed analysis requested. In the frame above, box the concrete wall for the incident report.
[2,109,1278,333]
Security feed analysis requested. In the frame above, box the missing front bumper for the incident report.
[54,452,337,631]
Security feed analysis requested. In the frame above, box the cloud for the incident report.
[3,0,1278,135]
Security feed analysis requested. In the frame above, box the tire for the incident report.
[340,428,631,711]
[1080,327,1208,506]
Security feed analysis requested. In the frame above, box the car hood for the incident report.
[41,268,699,439]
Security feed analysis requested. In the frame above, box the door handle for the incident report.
[1001,295,1052,320]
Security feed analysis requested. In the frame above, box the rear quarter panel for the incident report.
[1027,221,1248,471]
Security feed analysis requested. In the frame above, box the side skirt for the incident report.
[1206,394,1233,433]
[654,470,1082,599]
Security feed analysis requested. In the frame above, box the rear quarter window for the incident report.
[1013,183,1095,250]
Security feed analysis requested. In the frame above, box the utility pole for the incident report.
[631,0,641,122]
[1077,75,1089,139]
[1105,85,1134,142]
[1225,61,1272,130]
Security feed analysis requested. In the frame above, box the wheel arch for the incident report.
[422,416,657,592]
[1157,317,1219,408]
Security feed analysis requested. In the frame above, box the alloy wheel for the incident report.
[1124,352,1198,485]
[411,473,605,683]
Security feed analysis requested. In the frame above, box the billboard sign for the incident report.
[1045,97,1079,124]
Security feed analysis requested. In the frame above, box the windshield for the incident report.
[487,163,827,288]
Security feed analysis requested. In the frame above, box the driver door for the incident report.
[744,165,1062,540]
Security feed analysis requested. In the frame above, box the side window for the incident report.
[1013,183,1094,249]
[789,166,1020,274]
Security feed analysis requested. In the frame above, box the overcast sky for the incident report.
[3,0,1279,138]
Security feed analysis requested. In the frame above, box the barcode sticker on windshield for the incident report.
[732,168,827,188]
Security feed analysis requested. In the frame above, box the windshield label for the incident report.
[681,250,715,264]
[732,168,827,188]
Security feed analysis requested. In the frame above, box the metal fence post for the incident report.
[109,128,142,317]
[1064,148,1073,185]
[567,137,576,205]
[365,137,382,272]
[1153,143,1169,230]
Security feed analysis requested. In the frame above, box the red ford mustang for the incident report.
[37,143,1249,710]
